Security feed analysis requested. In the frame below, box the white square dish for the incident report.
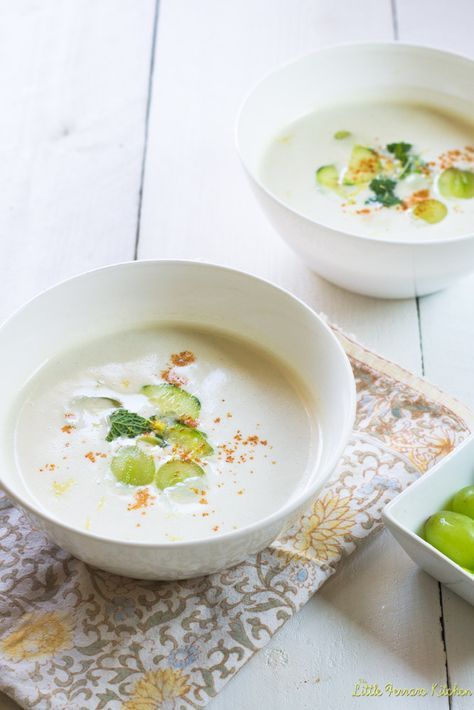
[383,435,474,605]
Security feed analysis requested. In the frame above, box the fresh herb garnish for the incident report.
[366,177,401,207]
[387,142,412,165]
[106,409,152,442]
[387,142,424,178]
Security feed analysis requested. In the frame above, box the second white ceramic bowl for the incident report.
[0,261,355,579]
[236,43,474,299]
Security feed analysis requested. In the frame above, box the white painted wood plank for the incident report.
[396,0,473,51]
[397,2,474,706]
[0,2,156,708]
[0,0,156,322]
[139,0,423,370]
[139,2,448,707]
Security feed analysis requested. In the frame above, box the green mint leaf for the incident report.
[366,177,402,207]
[106,409,152,442]
[387,142,412,166]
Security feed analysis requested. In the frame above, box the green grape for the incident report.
[111,446,155,485]
[155,460,204,490]
[413,199,447,224]
[450,485,474,520]
[334,130,351,140]
[438,167,474,199]
[423,510,474,569]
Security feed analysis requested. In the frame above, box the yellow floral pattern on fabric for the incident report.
[0,611,73,661]
[123,668,190,709]
[292,493,358,562]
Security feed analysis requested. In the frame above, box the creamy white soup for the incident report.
[14,324,315,542]
[260,90,474,241]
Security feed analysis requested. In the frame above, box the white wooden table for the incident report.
[1,2,473,708]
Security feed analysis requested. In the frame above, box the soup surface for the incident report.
[260,90,474,241]
[14,324,315,542]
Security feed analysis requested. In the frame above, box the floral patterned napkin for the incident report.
[0,328,472,709]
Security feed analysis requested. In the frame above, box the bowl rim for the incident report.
[235,40,474,247]
[0,258,357,549]
[383,433,474,582]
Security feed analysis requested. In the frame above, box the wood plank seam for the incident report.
[134,0,161,260]
[393,0,450,703]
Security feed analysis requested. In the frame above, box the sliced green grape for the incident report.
[450,485,474,520]
[423,510,474,569]
[316,164,339,190]
[343,145,381,185]
[141,383,200,420]
[111,446,155,486]
[334,130,351,140]
[156,459,205,490]
[413,199,447,224]
[167,423,213,457]
[438,168,474,199]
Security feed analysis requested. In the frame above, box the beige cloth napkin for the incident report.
[0,328,472,709]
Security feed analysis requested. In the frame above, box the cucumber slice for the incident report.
[138,433,166,447]
[413,199,447,224]
[316,164,339,190]
[142,383,201,420]
[343,145,381,185]
[72,395,122,414]
[111,446,155,485]
[334,130,351,140]
[167,423,213,457]
[156,459,205,490]
[438,168,474,199]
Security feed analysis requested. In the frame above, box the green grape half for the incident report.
[450,485,474,520]
[423,510,474,570]
[111,446,155,486]
[413,199,447,224]
[438,168,474,199]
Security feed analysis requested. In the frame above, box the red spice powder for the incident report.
[85,452,96,463]
[61,424,75,434]
[180,416,198,428]
[128,488,156,511]
[161,367,187,387]
[218,432,271,465]
[170,350,196,367]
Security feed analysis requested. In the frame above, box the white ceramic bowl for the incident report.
[0,260,355,580]
[383,435,474,605]
[236,43,474,299]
